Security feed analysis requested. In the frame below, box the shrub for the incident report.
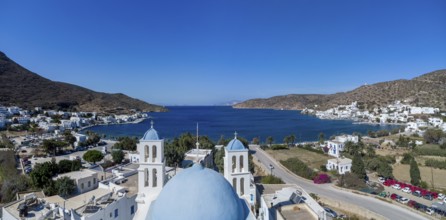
[425,159,446,169]
[271,145,289,150]
[414,146,446,157]
[337,173,366,189]
[261,175,285,184]
[300,144,324,154]
[319,164,327,172]
[401,153,414,164]
[280,158,316,180]
[313,173,331,184]
[101,160,115,169]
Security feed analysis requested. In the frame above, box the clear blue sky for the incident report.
[1,0,445,105]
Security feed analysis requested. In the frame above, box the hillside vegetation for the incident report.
[234,70,446,111]
[0,51,167,113]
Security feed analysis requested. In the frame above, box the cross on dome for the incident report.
[234,131,238,139]
[151,120,154,128]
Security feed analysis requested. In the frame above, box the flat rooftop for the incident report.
[54,169,96,180]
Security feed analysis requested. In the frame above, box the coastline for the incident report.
[79,117,148,131]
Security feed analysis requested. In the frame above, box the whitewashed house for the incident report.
[428,117,443,127]
[74,133,87,146]
[326,157,352,174]
[53,169,99,194]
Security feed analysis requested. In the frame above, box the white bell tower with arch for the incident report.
[224,132,250,197]
[136,120,165,205]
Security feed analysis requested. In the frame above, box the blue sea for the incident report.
[83,106,398,143]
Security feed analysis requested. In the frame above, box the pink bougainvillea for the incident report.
[313,173,331,184]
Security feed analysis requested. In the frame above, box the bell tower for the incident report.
[136,121,165,204]
[224,132,250,197]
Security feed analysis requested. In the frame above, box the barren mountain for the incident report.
[234,70,446,111]
[0,51,167,113]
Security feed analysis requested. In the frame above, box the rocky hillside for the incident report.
[0,51,167,113]
[234,70,446,111]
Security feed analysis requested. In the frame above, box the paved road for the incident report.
[251,145,427,220]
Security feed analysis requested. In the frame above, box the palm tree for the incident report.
[266,136,274,146]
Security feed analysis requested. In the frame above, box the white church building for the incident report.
[134,123,257,220]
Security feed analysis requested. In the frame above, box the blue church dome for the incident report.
[226,138,246,151]
[147,164,247,220]
[141,121,160,141]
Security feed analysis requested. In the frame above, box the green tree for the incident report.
[423,128,444,144]
[410,159,421,186]
[63,131,76,147]
[251,137,260,145]
[83,150,104,164]
[58,159,81,173]
[283,136,291,145]
[217,135,228,145]
[112,150,125,164]
[289,134,296,145]
[55,176,76,198]
[266,136,274,146]
[164,141,187,167]
[365,146,376,158]
[113,137,138,151]
[377,162,393,178]
[86,132,101,146]
[319,132,325,144]
[42,139,66,156]
[214,148,225,173]
[351,153,366,180]
[1,175,31,203]
[30,161,58,188]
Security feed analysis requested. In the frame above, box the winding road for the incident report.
[251,145,427,220]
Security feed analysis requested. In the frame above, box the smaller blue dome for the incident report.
[142,128,159,141]
[226,139,246,151]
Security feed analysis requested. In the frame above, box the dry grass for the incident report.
[393,164,446,190]
[266,148,331,170]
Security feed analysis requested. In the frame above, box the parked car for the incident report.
[398,197,409,204]
[408,200,417,208]
[392,184,401,190]
[424,194,433,201]
[438,193,445,200]
[391,193,401,200]
[412,190,422,197]
[402,187,412,193]
[378,192,387,198]
[324,207,338,218]
[426,207,435,215]
[378,177,386,183]
[444,197,446,203]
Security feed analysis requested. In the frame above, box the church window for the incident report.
[232,178,237,193]
[232,156,236,172]
[152,168,158,187]
[239,155,244,172]
[144,145,149,162]
[152,145,157,162]
[240,178,245,195]
[144,168,149,187]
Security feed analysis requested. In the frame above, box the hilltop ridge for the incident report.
[0,51,167,113]
[234,69,446,111]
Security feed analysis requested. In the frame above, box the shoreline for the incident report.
[79,117,148,131]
